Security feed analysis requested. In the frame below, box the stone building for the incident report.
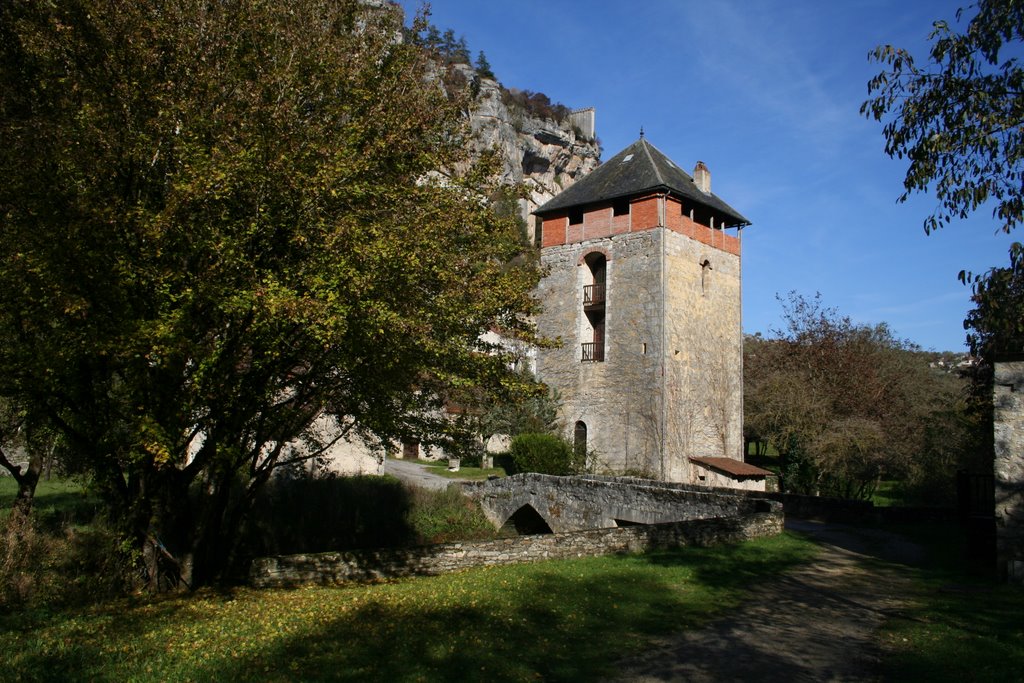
[533,135,756,484]
[994,357,1024,582]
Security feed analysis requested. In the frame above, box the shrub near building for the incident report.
[509,433,584,476]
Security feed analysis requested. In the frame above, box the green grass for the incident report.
[0,477,99,524]
[871,480,904,507]
[875,523,1024,682]
[0,532,817,682]
[413,457,507,481]
[407,486,500,544]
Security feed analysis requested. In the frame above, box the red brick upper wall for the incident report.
[541,194,740,256]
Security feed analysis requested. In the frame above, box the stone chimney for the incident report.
[693,161,710,193]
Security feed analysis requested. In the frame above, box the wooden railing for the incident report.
[583,283,606,307]
[581,342,605,362]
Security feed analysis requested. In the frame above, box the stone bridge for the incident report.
[460,473,777,534]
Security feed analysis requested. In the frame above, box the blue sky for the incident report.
[398,0,1018,352]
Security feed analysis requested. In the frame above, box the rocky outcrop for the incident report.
[452,63,602,229]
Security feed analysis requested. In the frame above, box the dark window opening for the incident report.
[574,421,587,458]
[583,253,607,307]
[613,198,630,216]
[582,252,607,362]
[402,439,420,459]
[534,216,543,247]
[500,505,553,536]
[583,311,605,362]
[693,205,713,228]
[568,207,584,225]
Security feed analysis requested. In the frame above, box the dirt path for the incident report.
[611,520,920,682]
[382,458,457,491]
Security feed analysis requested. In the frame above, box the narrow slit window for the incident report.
[574,421,588,457]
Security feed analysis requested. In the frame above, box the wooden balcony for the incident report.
[581,342,605,362]
[583,282,606,308]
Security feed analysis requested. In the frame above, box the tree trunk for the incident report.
[0,446,42,519]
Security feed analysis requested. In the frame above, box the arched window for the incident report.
[700,258,712,295]
[582,253,606,362]
[574,421,588,458]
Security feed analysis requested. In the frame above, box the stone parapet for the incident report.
[460,473,768,532]
[249,510,783,589]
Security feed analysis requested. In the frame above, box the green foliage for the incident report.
[0,0,543,587]
[414,22,471,65]
[744,293,975,500]
[501,87,573,123]
[0,533,816,681]
[965,247,1024,356]
[509,432,582,476]
[406,485,497,544]
[475,50,496,80]
[957,247,1024,487]
[1,510,129,609]
[862,0,1024,235]
[473,374,561,443]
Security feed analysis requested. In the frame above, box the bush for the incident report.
[407,487,497,545]
[0,512,129,609]
[509,433,582,476]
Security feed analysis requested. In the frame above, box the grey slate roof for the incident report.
[534,137,750,227]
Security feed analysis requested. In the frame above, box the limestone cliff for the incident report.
[450,63,602,231]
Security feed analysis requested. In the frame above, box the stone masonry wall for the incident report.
[535,194,743,482]
[662,228,743,481]
[460,473,770,532]
[536,230,663,475]
[249,509,783,589]
[994,359,1024,582]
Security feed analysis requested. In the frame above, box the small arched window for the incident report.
[700,258,712,295]
[574,421,588,457]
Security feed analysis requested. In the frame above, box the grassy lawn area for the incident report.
[412,457,507,481]
[877,523,1024,681]
[870,480,903,507]
[0,533,817,682]
[0,476,98,523]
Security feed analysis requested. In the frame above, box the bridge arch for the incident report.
[499,504,554,536]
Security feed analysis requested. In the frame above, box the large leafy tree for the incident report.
[961,256,1024,477]
[966,256,1024,356]
[0,0,542,587]
[862,0,1024,236]
[862,1,1024,482]
[744,294,969,500]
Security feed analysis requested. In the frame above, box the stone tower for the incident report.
[533,136,750,483]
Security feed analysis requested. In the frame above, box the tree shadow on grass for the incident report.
[5,552,801,682]
[630,531,820,592]
[204,569,692,681]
